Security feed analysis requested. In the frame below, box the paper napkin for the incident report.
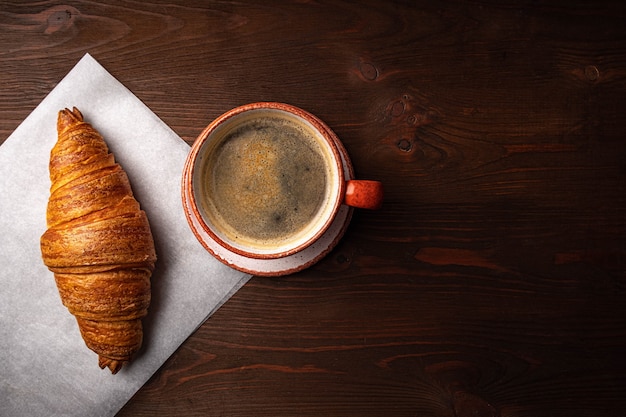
[0,54,251,417]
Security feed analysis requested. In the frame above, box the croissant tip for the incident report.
[57,107,84,131]
[98,356,125,375]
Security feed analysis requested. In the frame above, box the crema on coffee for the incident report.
[200,112,333,252]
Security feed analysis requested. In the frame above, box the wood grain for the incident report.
[1,1,625,416]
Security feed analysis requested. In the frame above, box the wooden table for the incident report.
[2,1,625,416]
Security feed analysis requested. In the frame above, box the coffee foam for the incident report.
[196,110,339,254]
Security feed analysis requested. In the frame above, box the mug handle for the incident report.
[344,180,383,210]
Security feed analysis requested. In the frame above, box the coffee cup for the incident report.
[182,102,382,273]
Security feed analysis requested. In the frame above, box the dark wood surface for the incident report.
[2,1,625,416]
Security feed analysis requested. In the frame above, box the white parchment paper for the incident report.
[0,54,251,417]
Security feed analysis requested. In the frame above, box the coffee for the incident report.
[199,112,334,251]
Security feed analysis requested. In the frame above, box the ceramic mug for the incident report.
[182,102,382,275]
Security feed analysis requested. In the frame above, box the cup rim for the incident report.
[184,102,346,260]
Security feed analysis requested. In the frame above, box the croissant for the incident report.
[40,107,156,374]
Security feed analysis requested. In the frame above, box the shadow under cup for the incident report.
[189,105,345,260]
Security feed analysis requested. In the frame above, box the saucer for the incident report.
[182,133,355,277]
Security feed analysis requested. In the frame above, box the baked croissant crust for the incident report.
[40,107,156,374]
